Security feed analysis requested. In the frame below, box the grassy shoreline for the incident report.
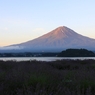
[0,59,95,95]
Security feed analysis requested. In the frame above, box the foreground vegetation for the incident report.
[0,59,95,95]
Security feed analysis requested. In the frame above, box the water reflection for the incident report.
[0,57,95,61]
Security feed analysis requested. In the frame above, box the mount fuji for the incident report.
[1,26,95,52]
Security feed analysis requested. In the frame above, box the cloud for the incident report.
[0,27,9,31]
[33,28,45,32]
[32,28,47,37]
[4,27,8,31]
[0,46,24,50]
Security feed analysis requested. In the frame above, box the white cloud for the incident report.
[33,28,45,32]
[32,28,47,37]
[4,27,8,31]
[0,27,9,31]
[0,46,24,50]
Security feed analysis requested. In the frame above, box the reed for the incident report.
[0,59,95,95]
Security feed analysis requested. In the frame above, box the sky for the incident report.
[0,0,95,46]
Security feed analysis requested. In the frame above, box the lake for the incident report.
[0,57,95,61]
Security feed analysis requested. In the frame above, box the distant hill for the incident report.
[1,26,95,52]
[58,49,95,57]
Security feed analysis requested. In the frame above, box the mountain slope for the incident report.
[1,26,95,52]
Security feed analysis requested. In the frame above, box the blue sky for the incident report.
[0,0,95,46]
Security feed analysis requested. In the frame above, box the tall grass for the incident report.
[0,59,95,95]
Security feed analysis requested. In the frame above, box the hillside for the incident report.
[58,49,95,57]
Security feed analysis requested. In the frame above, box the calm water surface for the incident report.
[0,57,95,61]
